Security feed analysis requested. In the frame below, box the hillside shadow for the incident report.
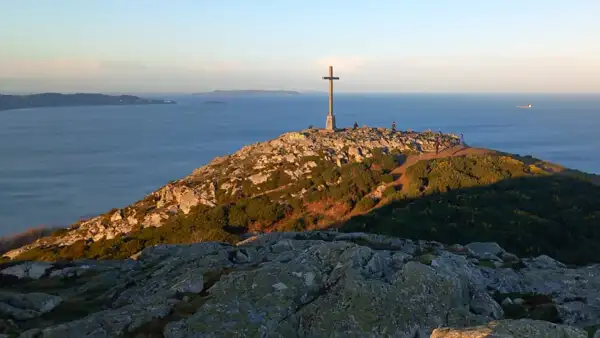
[7,150,600,266]
[338,174,600,266]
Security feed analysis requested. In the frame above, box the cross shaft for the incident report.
[322,66,339,117]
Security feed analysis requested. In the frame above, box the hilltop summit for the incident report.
[4,127,460,258]
[4,126,600,267]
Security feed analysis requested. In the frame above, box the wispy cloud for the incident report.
[1,55,599,93]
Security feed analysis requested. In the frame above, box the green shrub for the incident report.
[58,240,87,260]
[245,197,288,222]
[228,205,249,227]
[50,228,69,237]
[381,174,395,183]
[191,228,237,244]
[383,186,398,198]
[322,167,341,183]
[282,217,307,232]
[306,188,327,202]
[368,148,401,173]
[16,247,59,261]
[297,178,314,190]
[379,155,398,172]
[354,197,378,212]
[207,205,228,228]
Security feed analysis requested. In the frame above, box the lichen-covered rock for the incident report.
[164,246,475,338]
[465,242,506,259]
[525,255,567,270]
[4,232,600,337]
[0,291,62,320]
[21,303,173,338]
[0,262,52,279]
[430,319,587,338]
[469,289,504,319]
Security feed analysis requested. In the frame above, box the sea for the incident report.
[1,93,599,236]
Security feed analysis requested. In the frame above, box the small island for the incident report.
[0,93,176,111]
[194,89,300,96]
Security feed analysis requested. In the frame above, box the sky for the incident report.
[1,0,599,93]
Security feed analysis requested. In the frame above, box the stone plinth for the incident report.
[326,115,336,131]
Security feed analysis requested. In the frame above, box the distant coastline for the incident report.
[0,93,176,111]
[194,90,300,96]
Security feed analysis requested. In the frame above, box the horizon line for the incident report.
[2,90,600,96]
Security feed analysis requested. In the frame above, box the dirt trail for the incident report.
[391,146,495,193]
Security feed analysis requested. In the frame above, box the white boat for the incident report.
[517,104,532,109]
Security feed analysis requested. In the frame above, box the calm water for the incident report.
[1,93,599,236]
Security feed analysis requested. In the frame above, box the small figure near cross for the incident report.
[391,121,396,132]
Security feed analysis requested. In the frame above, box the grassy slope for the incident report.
[342,155,600,265]
[8,150,600,266]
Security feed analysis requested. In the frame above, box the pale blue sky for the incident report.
[1,0,599,93]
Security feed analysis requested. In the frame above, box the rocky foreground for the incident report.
[5,128,460,259]
[2,231,599,337]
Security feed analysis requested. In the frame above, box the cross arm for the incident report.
[322,77,340,80]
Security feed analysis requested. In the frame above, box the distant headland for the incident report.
[0,93,176,111]
[194,90,300,96]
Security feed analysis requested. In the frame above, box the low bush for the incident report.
[383,186,398,198]
[354,197,378,212]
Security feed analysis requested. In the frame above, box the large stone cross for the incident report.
[322,65,339,131]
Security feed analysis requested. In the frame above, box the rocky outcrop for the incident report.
[4,128,460,259]
[431,319,587,338]
[0,291,62,320]
[0,262,52,279]
[1,232,598,337]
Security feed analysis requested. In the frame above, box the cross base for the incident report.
[325,114,336,131]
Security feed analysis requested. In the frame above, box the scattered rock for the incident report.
[22,303,173,338]
[48,265,91,279]
[3,232,600,336]
[470,289,504,319]
[558,301,595,325]
[526,255,567,269]
[502,297,514,306]
[513,298,525,305]
[502,252,520,262]
[0,291,62,320]
[465,242,506,259]
[0,262,52,279]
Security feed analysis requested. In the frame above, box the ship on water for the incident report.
[517,104,532,109]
